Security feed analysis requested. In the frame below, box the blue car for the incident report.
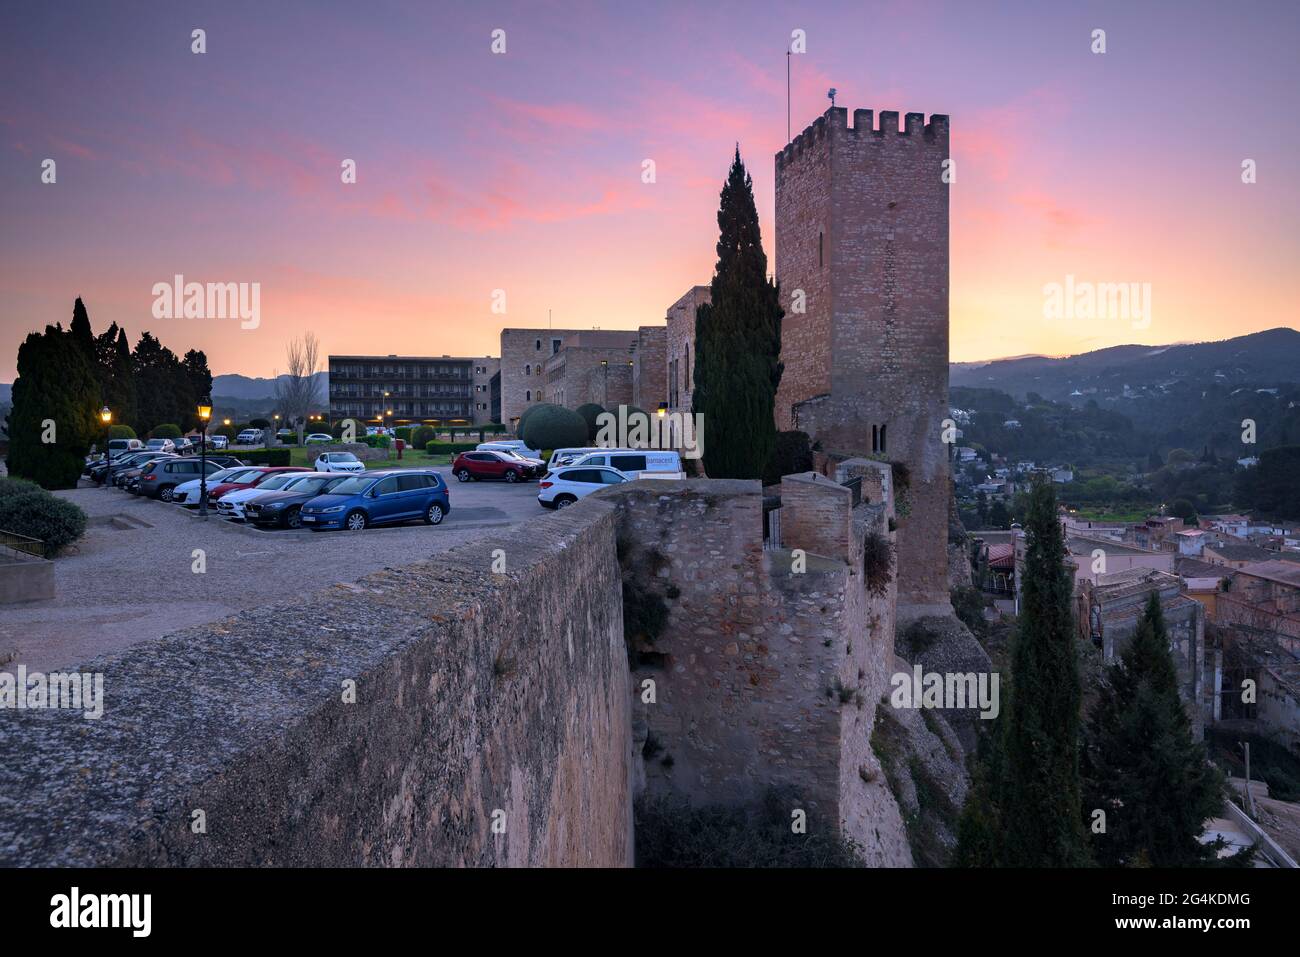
[299,469,450,531]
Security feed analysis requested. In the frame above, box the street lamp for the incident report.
[197,396,212,519]
[99,406,112,488]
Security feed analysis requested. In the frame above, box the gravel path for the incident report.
[1,469,548,670]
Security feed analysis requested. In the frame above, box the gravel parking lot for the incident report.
[0,466,550,671]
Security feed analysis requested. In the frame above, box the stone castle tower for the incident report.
[774,107,951,610]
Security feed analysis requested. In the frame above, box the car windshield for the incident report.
[287,476,335,495]
[255,473,299,491]
[329,452,359,463]
[326,476,374,495]
[221,469,259,483]
[202,469,237,483]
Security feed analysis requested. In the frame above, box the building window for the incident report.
[525,364,531,375]
[684,344,690,391]
[552,338,562,355]
[872,423,888,453]
[535,339,542,351]
[525,390,531,402]
[818,231,823,268]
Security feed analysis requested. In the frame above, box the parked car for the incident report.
[452,449,541,483]
[537,465,629,508]
[300,470,449,530]
[116,453,177,489]
[209,434,229,450]
[138,456,229,501]
[305,433,333,444]
[85,437,144,473]
[217,470,316,520]
[145,437,175,454]
[546,447,606,471]
[89,449,158,484]
[245,473,351,529]
[171,436,195,454]
[172,467,244,506]
[235,429,263,445]
[566,449,683,479]
[206,466,310,501]
[314,451,366,473]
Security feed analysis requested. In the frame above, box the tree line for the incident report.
[5,297,213,488]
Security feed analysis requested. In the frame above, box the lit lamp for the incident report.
[99,406,112,489]
[656,402,667,418]
[197,396,212,519]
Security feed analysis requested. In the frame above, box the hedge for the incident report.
[0,486,87,557]
[108,424,137,440]
[426,441,478,455]
[151,423,182,439]
[239,449,291,466]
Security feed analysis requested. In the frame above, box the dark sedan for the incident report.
[245,473,351,529]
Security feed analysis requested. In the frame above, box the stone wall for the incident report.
[602,467,911,865]
[664,285,710,413]
[0,504,633,867]
[632,325,667,413]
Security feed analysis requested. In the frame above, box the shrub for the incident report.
[575,403,606,442]
[426,441,478,455]
[863,531,894,596]
[635,789,862,867]
[410,425,436,449]
[951,586,989,640]
[150,423,182,439]
[107,424,137,440]
[360,433,392,449]
[517,403,543,437]
[0,489,87,557]
[762,430,813,486]
[240,449,291,466]
[0,477,43,500]
[520,404,587,451]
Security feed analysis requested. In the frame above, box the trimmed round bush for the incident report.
[575,403,606,442]
[151,423,182,439]
[517,402,547,438]
[108,424,137,440]
[410,425,436,449]
[0,490,87,557]
[520,404,588,452]
[0,477,43,500]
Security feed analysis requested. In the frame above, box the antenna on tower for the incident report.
[786,51,791,143]
[827,87,837,108]
[548,308,552,330]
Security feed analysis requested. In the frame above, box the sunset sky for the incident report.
[1,0,1297,383]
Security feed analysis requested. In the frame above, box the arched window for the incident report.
[684,344,690,390]
[525,364,531,375]
[535,339,542,351]
[880,424,887,453]
[818,231,823,268]
[525,390,531,402]
[872,425,879,453]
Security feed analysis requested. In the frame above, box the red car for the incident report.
[451,450,542,483]
[207,466,310,501]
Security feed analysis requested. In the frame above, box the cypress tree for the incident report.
[1082,593,1227,866]
[1000,478,1090,866]
[692,147,783,479]
[6,320,101,489]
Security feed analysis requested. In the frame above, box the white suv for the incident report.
[537,465,628,508]
[314,451,366,473]
[235,429,262,445]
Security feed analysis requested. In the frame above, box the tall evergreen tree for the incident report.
[1082,593,1227,866]
[6,319,101,489]
[1000,478,1090,866]
[692,147,783,479]
[132,332,187,434]
[68,296,96,364]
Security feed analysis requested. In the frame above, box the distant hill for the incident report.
[950,328,1300,401]
[210,371,328,400]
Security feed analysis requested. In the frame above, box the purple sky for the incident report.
[2,0,1297,382]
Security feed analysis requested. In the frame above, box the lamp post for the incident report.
[99,406,112,488]
[197,396,212,519]
[600,359,608,406]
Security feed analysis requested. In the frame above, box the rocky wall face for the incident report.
[0,503,633,867]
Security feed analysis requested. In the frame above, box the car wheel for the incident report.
[456,469,472,482]
[505,470,519,483]
[344,510,369,531]
[424,503,445,525]
[555,494,577,509]
[285,507,302,529]
[159,486,175,502]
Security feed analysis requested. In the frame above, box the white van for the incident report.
[478,440,541,459]
[547,447,605,471]
[567,449,682,479]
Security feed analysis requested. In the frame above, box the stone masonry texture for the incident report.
[775,107,951,608]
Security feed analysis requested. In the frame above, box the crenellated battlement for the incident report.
[776,107,950,171]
